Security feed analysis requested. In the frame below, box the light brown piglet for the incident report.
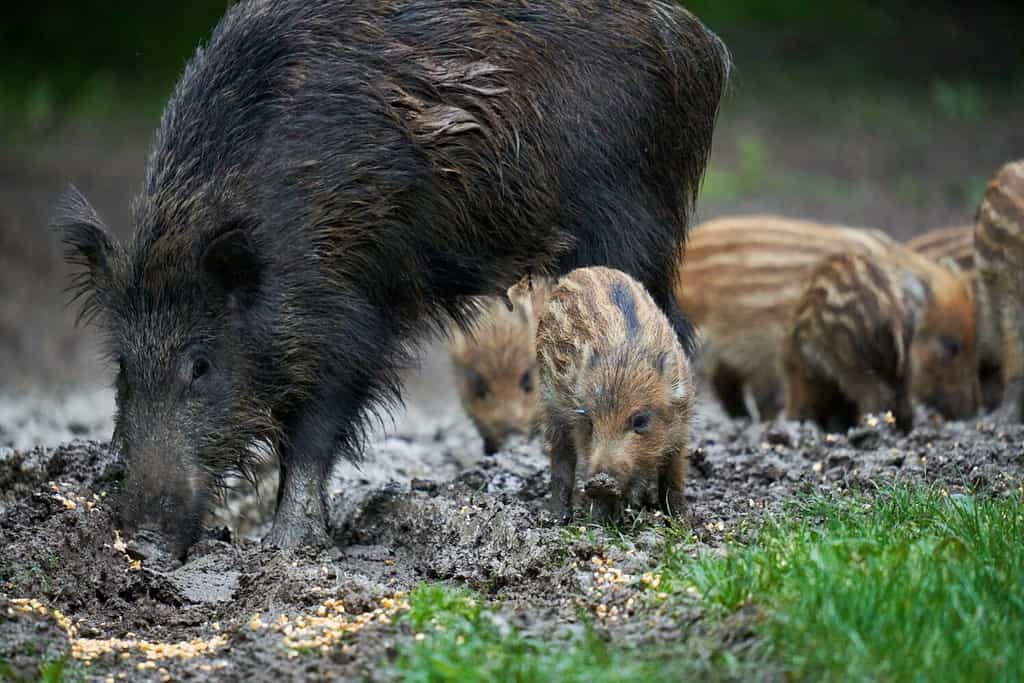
[974,160,1024,421]
[537,267,694,522]
[782,248,979,432]
[449,279,549,455]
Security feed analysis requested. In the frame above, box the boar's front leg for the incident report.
[264,392,357,549]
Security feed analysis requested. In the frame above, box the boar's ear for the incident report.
[52,185,118,325]
[201,226,262,308]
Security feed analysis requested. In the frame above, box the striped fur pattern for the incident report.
[677,215,900,419]
[907,225,1003,411]
[783,254,914,431]
[537,267,693,522]
[905,225,974,271]
[783,247,980,432]
[974,159,1024,420]
[448,278,549,455]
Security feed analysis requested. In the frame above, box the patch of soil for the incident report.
[2,393,1022,682]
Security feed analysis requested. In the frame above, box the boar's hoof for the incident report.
[263,517,332,550]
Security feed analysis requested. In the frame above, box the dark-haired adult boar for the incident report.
[55,0,729,563]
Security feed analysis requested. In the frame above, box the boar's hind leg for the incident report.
[264,396,352,549]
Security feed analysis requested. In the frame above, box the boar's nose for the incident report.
[584,472,622,500]
[125,528,183,570]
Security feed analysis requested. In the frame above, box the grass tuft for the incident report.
[393,584,676,683]
[656,485,1024,682]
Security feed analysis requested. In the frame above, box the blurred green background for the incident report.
[2,1,1021,136]
[0,1,1022,388]
[2,0,1024,137]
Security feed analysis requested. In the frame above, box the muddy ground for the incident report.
[2,340,1023,682]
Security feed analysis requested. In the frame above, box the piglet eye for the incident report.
[631,411,652,434]
[470,373,489,400]
[192,357,211,381]
[520,369,534,394]
[939,336,962,358]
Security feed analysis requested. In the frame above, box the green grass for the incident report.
[0,655,84,683]
[656,485,1024,682]
[392,585,679,683]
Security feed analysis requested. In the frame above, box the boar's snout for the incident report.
[478,417,528,456]
[119,445,211,566]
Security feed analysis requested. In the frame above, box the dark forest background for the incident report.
[1,1,1022,389]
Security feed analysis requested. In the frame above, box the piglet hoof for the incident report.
[661,491,687,519]
[547,497,572,525]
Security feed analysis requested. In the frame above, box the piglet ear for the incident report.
[654,351,672,377]
[52,184,119,325]
[201,227,263,308]
[654,351,689,400]
[938,256,963,277]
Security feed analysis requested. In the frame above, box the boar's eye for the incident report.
[630,410,653,434]
[938,336,962,358]
[191,356,211,382]
[520,369,534,394]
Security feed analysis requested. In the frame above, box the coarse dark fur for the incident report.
[537,267,693,523]
[55,0,729,560]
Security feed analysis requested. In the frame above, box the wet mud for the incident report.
[2,379,1022,681]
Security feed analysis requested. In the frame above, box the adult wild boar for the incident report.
[56,0,729,561]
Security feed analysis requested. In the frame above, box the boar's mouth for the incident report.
[584,473,662,522]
